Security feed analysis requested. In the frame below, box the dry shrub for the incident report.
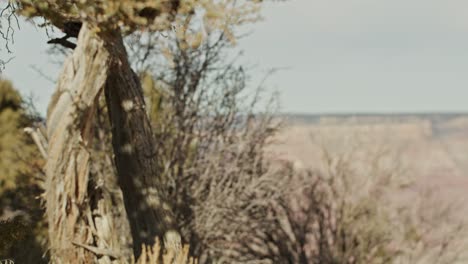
[133,10,468,261]
[265,130,468,264]
[136,15,288,261]
[391,188,468,264]
[285,133,407,263]
[133,239,196,264]
[164,109,468,264]
[145,59,284,263]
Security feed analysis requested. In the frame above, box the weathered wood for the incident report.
[46,22,181,262]
[45,23,132,263]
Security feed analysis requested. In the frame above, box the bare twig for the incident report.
[72,241,122,259]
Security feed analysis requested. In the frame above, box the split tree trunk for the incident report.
[45,23,181,262]
[45,23,132,264]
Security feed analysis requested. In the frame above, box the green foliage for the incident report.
[16,0,260,33]
[141,72,171,129]
[18,0,181,32]
[0,79,22,112]
[0,79,37,189]
[0,218,28,251]
[15,0,261,47]
[0,79,47,263]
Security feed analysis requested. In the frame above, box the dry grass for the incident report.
[133,240,196,264]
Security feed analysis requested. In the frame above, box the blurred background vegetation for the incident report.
[0,79,47,263]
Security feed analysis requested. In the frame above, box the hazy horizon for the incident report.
[2,0,468,115]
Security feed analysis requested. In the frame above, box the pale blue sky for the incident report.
[2,0,468,115]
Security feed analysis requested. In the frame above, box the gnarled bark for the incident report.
[46,22,181,262]
[46,23,133,263]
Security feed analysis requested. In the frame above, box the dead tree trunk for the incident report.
[45,23,133,264]
[45,22,181,262]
